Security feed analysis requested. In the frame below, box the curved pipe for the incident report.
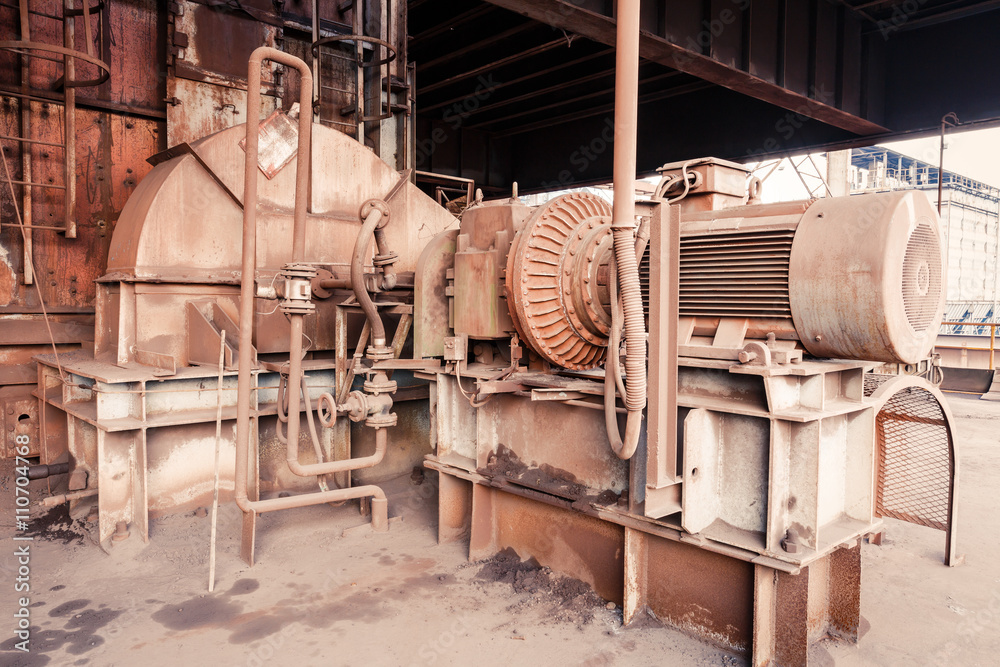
[352,207,388,348]
[606,0,646,460]
[234,47,385,526]
[286,383,389,477]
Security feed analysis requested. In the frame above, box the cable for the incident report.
[0,137,67,383]
[454,361,495,408]
[653,160,698,204]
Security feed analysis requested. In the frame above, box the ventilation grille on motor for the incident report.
[674,229,795,319]
[902,222,942,333]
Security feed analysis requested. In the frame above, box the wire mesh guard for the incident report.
[865,374,953,532]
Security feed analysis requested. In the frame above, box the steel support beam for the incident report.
[482,0,887,136]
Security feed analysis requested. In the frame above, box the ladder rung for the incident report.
[1,48,65,65]
[3,179,66,190]
[0,134,66,148]
[319,119,357,129]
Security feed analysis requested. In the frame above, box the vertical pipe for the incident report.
[19,0,32,284]
[606,0,646,459]
[238,48,387,498]
[236,47,313,510]
[354,2,364,142]
[284,314,305,468]
[63,0,76,238]
[938,113,958,215]
[312,0,320,117]
[938,118,945,215]
[612,0,639,232]
[234,50,263,511]
[991,324,995,370]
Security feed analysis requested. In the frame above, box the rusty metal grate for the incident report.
[869,382,952,531]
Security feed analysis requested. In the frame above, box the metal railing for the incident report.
[938,321,998,369]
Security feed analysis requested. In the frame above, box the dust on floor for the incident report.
[0,392,997,666]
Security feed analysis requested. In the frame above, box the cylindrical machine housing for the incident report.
[504,189,946,367]
[674,189,944,364]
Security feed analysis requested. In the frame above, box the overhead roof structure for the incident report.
[409,0,1000,192]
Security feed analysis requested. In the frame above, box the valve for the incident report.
[279,263,318,316]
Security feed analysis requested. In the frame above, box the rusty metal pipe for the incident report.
[318,277,352,290]
[234,48,388,522]
[607,0,646,459]
[373,226,397,289]
[286,382,390,476]
[28,462,70,480]
[250,484,387,513]
[352,207,388,348]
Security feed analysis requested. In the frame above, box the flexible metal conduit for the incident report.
[234,47,387,528]
[606,0,647,460]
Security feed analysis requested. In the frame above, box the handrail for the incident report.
[939,320,997,369]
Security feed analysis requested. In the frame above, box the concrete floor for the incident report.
[0,392,997,667]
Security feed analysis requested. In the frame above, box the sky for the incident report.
[882,125,1000,189]
[753,125,1000,203]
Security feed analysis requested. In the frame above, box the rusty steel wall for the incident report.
[1,0,410,457]
[0,0,167,451]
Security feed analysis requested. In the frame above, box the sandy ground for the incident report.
[0,392,997,667]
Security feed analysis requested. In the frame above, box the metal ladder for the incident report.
[0,0,110,284]
[310,0,410,158]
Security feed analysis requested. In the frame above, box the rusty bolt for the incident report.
[738,350,757,364]
[112,521,130,542]
[814,335,823,342]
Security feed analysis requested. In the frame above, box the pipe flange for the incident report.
[366,346,394,361]
[360,199,391,226]
[363,377,398,396]
[311,268,335,299]
[373,252,398,267]
[279,300,316,316]
[280,263,319,279]
[365,412,397,429]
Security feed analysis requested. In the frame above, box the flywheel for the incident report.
[504,193,616,370]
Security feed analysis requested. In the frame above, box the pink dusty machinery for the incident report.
[414,156,958,664]
[29,37,959,667]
